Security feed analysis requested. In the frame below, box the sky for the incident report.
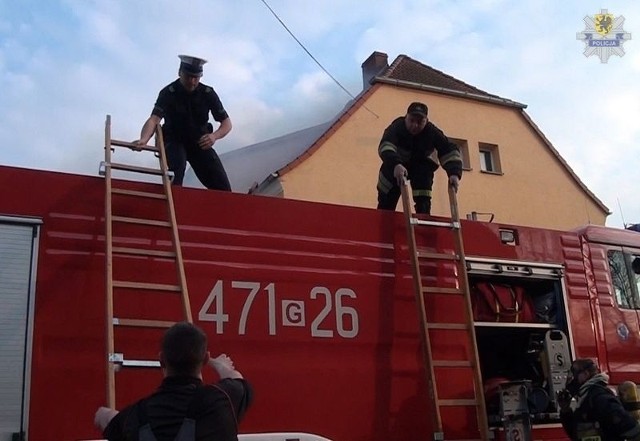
[1,0,638,228]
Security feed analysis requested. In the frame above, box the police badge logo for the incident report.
[594,13,613,35]
[576,9,632,63]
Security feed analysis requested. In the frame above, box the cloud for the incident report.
[0,0,638,226]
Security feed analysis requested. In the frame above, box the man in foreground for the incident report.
[95,322,252,440]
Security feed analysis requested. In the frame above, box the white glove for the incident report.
[94,406,119,431]
[393,164,408,186]
[209,353,243,379]
[449,175,460,192]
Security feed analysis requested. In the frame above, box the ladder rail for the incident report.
[400,178,490,441]
[155,125,193,323]
[104,115,116,408]
[400,180,442,433]
[447,184,490,440]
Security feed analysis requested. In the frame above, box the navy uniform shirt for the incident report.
[152,79,229,145]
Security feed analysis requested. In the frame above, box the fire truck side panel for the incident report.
[580,237,640,384]
[1,165,640,441]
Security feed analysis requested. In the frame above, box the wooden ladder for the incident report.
[400,179,489,441]
[102,115,192,408]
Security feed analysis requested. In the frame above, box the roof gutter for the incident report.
[373,76,528,109]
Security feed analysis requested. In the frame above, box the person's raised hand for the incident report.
[94,406,119,431]
[449,175,460,192]
[209,353,243,379]
[393,164,408,186]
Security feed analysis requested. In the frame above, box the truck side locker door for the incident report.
[600,246,640,382]
[0,219,40,441]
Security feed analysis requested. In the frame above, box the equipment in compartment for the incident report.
[471,281,559,325]
[478,326,572,424]
[472,282,535,323]
[541,330,572,410]
[499,381,533,441]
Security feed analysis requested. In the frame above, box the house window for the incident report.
[449,138,471,170]
[479,143,501,174]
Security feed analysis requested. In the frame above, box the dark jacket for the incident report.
[103,375,253,441]
[378,117,463,179]
[561,381,640,441]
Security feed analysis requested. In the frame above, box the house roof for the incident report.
[275,54,526,176]
[375,54,527,108]
[220,122,333,192]
[188,52,609,214]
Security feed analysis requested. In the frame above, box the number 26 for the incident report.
[310,287,359,338]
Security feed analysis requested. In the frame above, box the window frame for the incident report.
[478,142,502,174]
[449,138,471,171]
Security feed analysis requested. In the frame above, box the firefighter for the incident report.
[376,102,462,215]
[94,322,252,441]
[134,55,233,191]
[557,358,640,441]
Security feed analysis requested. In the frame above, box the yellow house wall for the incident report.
[280,85,607,230]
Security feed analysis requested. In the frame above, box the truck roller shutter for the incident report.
[0,219,40,441]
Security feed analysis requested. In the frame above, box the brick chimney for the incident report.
[361,51,388,89]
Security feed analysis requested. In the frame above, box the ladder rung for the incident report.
[112,188,167,199]
[412,218,459,229]
[418,250,458,260]
[112,215,171,227]
[112,246,176,258]
[432,360,473,368]
[110,139,159,152]
[113,280,181,292]
[422,287,463,295]
[109,162,164,175]
[444,439,483,441]
[438,399,478,407]
[113,318,177,328]
[427,323,468,330]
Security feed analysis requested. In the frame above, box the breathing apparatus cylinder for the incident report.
[618,381,640,421]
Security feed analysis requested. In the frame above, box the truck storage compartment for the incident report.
[467,259,571,426]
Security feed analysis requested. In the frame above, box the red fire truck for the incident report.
[0,163,639,441]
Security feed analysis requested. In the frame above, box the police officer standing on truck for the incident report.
[376,102,462,215]
[134,55,233,191]
[558,358,640,441]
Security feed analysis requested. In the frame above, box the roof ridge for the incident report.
[383,54,501,99]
